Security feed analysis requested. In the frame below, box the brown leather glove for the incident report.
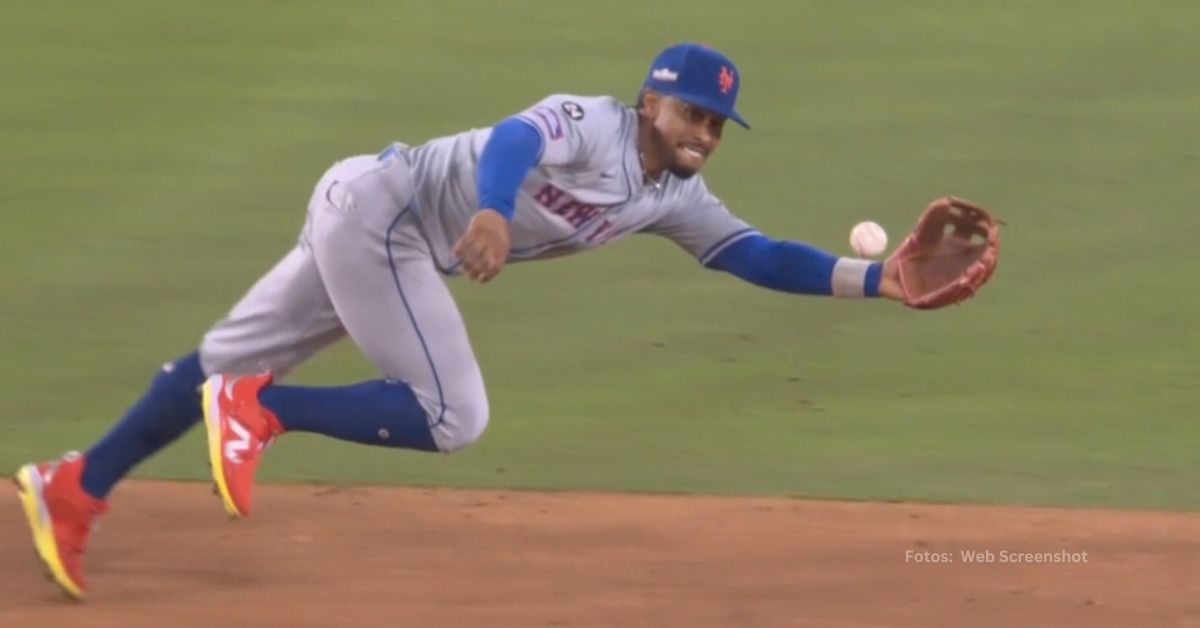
[889,196,1001,309]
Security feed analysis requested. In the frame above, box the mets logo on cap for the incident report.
[718,66,735,94]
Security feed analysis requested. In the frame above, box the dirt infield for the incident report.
[2,481,1197,627]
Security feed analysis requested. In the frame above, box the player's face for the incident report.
[647,95,726,179]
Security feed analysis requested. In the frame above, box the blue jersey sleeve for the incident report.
[707,233,882,297]
[476,116,545,220]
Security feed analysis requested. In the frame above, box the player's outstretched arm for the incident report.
[706,234,903,301]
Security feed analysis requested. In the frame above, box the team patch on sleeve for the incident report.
[521,106,564,140]
[561,101,585,120]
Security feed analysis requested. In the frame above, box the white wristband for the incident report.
[832,258,872,298]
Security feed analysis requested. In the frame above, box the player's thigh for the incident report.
[309,162,487,449]
[199,242,346,378]
[199,164,353,377]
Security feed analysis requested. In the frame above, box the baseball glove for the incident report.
[890,196,1001,309]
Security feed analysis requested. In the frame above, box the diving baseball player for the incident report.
[14,42,913,599]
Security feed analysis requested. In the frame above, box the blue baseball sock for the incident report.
[81,351,206,500]
[259,380,440,452]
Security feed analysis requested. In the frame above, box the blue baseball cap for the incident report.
[642,42,749,129]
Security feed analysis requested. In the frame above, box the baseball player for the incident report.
[13,42,913,599]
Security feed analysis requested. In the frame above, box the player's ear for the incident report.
[640,89,662,117]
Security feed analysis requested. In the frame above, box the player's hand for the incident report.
[453,209,511,283]
[878,256,904,301]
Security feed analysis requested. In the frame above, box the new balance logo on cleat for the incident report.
[224,421,253,464]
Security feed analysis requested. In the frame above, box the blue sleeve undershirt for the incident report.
[476,117,544,220]
[707,234,882,297]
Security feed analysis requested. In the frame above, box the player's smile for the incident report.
[677,142,711,170]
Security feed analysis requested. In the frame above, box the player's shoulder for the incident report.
[524,93,630,126]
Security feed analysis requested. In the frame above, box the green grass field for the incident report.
[2,1,1196,510]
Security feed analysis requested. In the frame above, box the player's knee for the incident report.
[434,398,489,453]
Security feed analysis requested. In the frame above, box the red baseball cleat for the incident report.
[13,451,109,600]
[201,372,283,518]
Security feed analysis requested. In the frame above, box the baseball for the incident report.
[850,221,888,257]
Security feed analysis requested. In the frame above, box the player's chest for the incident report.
[525,177,669,246]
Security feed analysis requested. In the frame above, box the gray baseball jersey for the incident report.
[201,94,759,452]
[392,94,758,273]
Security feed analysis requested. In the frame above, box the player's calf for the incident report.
[80,352,207,500]
[201,374,489,517]
[255,378,489,454]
